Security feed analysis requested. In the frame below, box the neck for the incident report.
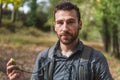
[60,39,79,57]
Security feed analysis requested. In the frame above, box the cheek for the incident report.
[55,27,60,34]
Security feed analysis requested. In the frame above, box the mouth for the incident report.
[60,32,71,36]
[61,34,71,37]
[61,34,69,36]
[60,34,71,40]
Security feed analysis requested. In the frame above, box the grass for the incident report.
[104,53,120,80]
[0,27,57,47]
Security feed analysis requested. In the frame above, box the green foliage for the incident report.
[26,0,37,26]
[36,5,48,28]
[94,0,120,26]
[93,0,120,56]
[45,0,60,26]
[2,0,23,10]
[1,0,24,22]
[26,0,48,28]
[109,0,120,25]
[74,0,98,40]
[18,27,44,37]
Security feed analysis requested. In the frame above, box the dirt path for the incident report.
[0,45,45,80]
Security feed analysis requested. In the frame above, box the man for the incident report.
[6,1,113,80]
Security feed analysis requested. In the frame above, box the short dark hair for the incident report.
[54,1,81,22]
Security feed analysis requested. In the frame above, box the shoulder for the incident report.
[92,48,106,61]
[36,45,55,61]
[35,48,49,61]
[83,45,107,62]
[85,45,108,65]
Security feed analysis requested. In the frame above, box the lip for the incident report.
[62,34,69,36]
[60,33,71,37]
[61,35,71,39]
[61,35,70,37]
[61,33,71,36]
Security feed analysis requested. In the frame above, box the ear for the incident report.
[78,20,82,30]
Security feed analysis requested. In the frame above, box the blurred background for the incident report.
[0,0,120,79]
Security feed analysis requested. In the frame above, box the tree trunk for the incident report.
[11,9,16,23]
[0,4,2,26]
[112,25,120,58]
[102,18,111,52]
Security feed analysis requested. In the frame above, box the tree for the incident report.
[27,0,37,26]
[0,3,2,26]
[0,0,6,25]
[1,0,24,22]
[45,0,60,32]
[36,1,48,29]
[10,0,24,22]
[93,0,112,52]
[109,0,120,57]
[94,0,120,58]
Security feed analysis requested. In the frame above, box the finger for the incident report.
[9,70,21,77]
[7,65,17,75]
[8,70,21,80]
[9,72,20,80]
[6,59,14,67]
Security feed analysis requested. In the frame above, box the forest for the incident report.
[0,0,120,80]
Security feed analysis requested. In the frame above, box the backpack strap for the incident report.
[47,46,55,80]
[79,45,93,80]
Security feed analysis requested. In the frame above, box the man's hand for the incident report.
[6,58,21,80]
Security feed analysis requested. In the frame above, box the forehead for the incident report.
[55,10,78,21]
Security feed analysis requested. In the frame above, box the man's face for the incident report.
[54,10,82,45]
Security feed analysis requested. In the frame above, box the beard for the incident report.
[57,30,79,45]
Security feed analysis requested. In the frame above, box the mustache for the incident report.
[60,31,71,36]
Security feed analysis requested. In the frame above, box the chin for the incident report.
[61,40,73,45]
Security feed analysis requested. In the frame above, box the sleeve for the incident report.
[93,51,113,80]
[30,49,48,80]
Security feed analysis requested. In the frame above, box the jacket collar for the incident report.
[52,40,84,57]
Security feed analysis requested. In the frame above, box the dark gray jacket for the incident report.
[31,40,113,80]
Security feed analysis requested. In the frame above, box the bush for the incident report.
[0,27,11,34]
[18,27,44,37]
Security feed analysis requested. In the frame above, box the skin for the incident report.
[6,9,82,80]
[54,10,82,57]
[6,59,21,80]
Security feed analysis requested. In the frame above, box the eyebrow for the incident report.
[55,17,76,22]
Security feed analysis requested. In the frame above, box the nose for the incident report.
[62,22,69,31]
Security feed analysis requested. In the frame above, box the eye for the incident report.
[56,21,63,25]
[67,20,75,25]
